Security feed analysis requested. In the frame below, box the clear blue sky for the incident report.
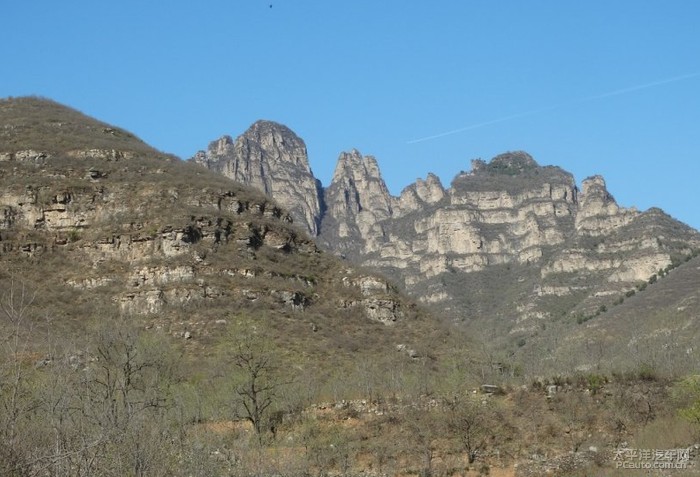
[4,1,700,229]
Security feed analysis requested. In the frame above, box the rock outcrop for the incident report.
[191,120,323,235]
[575,175,636,232]
[394,173,445,217]
[318,150,394,259]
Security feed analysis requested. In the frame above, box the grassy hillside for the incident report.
[0,96,157,154]
[542,253,700,375]
[0,96,449,369]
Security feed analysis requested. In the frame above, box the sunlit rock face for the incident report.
[191,120,323,236]
[193,122,700,325]
[316,149,395,260]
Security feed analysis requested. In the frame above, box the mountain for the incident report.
[0,97,438,367]
[191,121,323,235]
[192,122,700,373]
[7,98,695,374]
[5,97,700,477]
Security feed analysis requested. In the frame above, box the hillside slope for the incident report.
[0,97,440,369]
[531,253,700,375]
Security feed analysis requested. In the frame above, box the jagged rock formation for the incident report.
[190,120,323,235]
[362,152,579,273]
[394,173,445,216]
[328,152,700,330]
[318,149,394,260]
[192,124,700,352]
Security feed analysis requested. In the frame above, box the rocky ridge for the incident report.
[192,125,700,359]
[319,149,395,260]
[191,120,323,235]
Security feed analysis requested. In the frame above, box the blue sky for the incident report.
[3,1,700,229]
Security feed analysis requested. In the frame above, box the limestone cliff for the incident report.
[317,149,394,260]
[394,173,445,217]
[349,152,582,304]
[353,153,699,323]
[190,120,323,235]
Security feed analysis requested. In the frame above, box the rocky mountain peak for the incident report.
[190,120,322,235]
[580,175,611,198]
[395,173,446,216]
[210,135,234,156]
[575,174,630,230]
[331,149,382,183]
[317,150,394,259]
[241,120,307,165]
[414,173,445,203]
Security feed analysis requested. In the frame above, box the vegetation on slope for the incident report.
[2,300,700,476]
[2,97,700,476]
[0,96,157,154]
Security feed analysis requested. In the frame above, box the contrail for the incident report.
[407,72,700,144]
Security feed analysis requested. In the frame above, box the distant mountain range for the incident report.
[192,119,700,374]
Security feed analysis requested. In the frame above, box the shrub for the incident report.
[672,375,700,428]
[637,363,658,381]
[585,373,607,394]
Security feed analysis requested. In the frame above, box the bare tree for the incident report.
[401,406,444,477]
[226,322,291,442]
[0,280,38,476]
[74,318,180,476]
[0,281,206,476]
[446,393,496,464]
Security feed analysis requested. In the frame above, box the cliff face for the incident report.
[191,121,323,235]
[192,125,700,340]
[317,149,394,260]
[364,153,578,276]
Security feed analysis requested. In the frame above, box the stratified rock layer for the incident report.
[1,99,427,360]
